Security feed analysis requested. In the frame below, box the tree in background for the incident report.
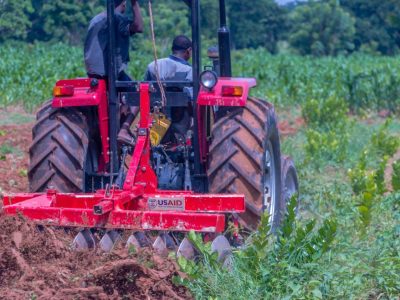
[2,0,400,58]
[341,0,400,55]
[27,0,103,44]
[199,0,219,43]
[131,0,190,55]
[228,0,287,53]
[0,0,33,42]
[288,0,356,56]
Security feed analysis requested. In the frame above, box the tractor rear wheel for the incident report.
[208,97,283,230]
[28,101,90,192]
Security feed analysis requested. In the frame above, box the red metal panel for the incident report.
[110,211,225,232]
[123,136,148,190]
[2,193,42,206]
[52,79,107,107]
[4,194,52,209]
[183,194,245,212]
[139,83,151,128]
[197,77,257,106]
[144,193,245,213]
[53,193,103,208]
[4,205,226,232]
[5,207,61,223]
[123,83,158,193]
[59,209,108,227]
[51,78,110,165]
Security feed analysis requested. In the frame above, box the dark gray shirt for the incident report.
[84,12,132,76]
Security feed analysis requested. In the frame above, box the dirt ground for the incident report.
[0,211,190,299]
[0,123,31,194]
[0,107,306,300]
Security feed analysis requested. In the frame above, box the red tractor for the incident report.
[3,0,298,257]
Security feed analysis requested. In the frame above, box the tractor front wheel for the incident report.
[28,101,90,192]
[208,97,283,230]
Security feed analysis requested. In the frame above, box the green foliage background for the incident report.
[1,0,400,55]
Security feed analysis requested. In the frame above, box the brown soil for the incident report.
[277,116,305,137]
[0,123,31,194]
[0,211,191,300]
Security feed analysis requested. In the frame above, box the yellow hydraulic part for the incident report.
[150,113,171,146]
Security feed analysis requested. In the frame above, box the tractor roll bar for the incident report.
[107,0,120,176]
[189,0,207,193]
[218,0,232,77]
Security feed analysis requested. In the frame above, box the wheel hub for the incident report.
[263,141,276,224]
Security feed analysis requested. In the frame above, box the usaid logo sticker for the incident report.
[147,197,185,211]
[148,198,157,210]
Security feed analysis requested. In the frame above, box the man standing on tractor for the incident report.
[84,0,143,146]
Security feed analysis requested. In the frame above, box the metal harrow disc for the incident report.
[72,229,96,251]
[153,232,177,255]
[99,230,121,252]
[211,235,232,262]
[177,237,196,260]
[126,231,151,249]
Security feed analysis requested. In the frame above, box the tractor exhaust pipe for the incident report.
[218,0,232,77]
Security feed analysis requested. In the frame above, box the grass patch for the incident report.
[0,111,34,126]
[178,114,400,299]
[0,143,23,158]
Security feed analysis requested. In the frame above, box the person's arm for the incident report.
[130,0,144,34]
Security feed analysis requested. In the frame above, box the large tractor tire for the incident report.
[28,101,90,193]
[208,97,283,230]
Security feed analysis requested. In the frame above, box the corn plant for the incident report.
[303,94,350,164]
[392,160,400,191]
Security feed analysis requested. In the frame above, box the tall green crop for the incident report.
[234,49,400,111]
[1,43,400,112]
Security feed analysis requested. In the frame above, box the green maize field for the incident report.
[1,43,400,112]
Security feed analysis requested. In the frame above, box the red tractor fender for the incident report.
[197,77,257,106]
[51,78,110,168]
